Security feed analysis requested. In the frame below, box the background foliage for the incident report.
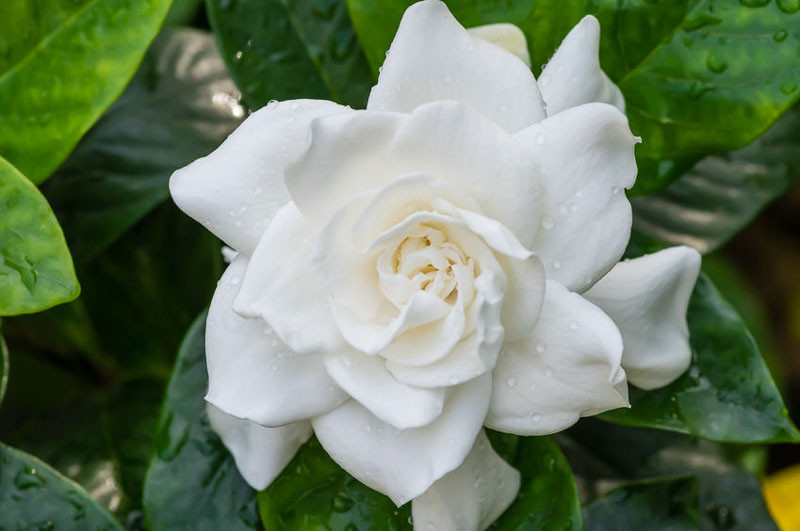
[0,0,799,528]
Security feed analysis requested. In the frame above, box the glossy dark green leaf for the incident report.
[0,350,166,523]
[489,435,583,530]
[599,233,800,443]
[0,0,173,184]
[43,28,244,264]
[0,332,7,409]
[206,0,373,109]
[565,420,779,531]
[258,437,411,530]
[143,312,262,531]
[582,476,701,531]
[632,106,800,253]
[0,156,79,316]
[347,0,800,194]
[0,443,123,530]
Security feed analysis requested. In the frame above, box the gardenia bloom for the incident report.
[170,1,701,529]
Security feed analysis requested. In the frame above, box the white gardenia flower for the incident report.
[170,1,702,529]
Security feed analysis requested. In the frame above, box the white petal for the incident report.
[467,23,531,67]
[233,202,344,355]
[412,430,520,531]
[516,102,638,291]
[206,257,347,426]
[312,373,491,505]
[207,403,311,490]
[584,246,701,390]
[323,352,446,429]
[539,16,625,115]
[499,254,546,342]
[368,0,545,132]
[486,280,628,435]
[387,270,505,388]
[170,99,349,255]
[286,101,541,248]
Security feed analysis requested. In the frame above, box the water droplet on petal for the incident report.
[506,378,516,387]
[541,217,554,230]
[535,341,546,353]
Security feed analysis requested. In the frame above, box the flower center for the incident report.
[378,223,475,308]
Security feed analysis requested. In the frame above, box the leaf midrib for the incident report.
[0,0,105,87]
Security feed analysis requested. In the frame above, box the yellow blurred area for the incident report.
[764,464,800,530]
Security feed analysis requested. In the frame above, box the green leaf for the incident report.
[582,476,701,531]
[0,156,79,316]
[143,312,261,531]
[632,105,800,253]
[0,332,7,409]
[42,28,244,264]
[258,437,411,530]
[0,0,173,184]
[565,420,779,530]
[206,0,373,109]
[346,0,800,194]
[0,349,166,523]
[600,233,800,443]
[0,443,123,530]
[490,435,583,530]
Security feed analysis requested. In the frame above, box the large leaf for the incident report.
[632,106,800,253]
[143,312,261,531]
[346,0,800,194]
[0,443,123,530]
[0,156,79,316]
[258,437,411,529]
[582,476,701,531]
[206,0,373,109]
[565,420,779,530]
[489,434,583,530]
[42,28,244,264]
[600,233,800,443]
[0,0,173,184]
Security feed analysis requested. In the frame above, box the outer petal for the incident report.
[411,430,520,531]
[170,99,348,255]
[539,16,625,116]
[233,202,344,355]
[368,0,545,132]
[584,246,701,390]
[206,256,347,426]
[486,280,628,435]
[516,102,638,291]
[207,404,311,490]
[312,373,491,505]
[467,23,531,67]
[323,351,446,429]
[287,101,541,248]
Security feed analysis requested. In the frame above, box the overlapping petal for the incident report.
[170,99,348,255]
[312,373,491,505]
[233,202,345,355]
[487,280,628,435]
[368,0,545,132]
[206,257,347,426]
[286,101,541,247]
[322,351,446,429]
[584,246,701,390]
[539,16,625,115]
[411,430,520,531]
[207,404,312,490]
[516,102,638,291]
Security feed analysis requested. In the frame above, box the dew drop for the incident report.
[777,0,800,12]
[780,81,798,94]
[552,260,561,270]
[541,217,554,230]
[364,424,372,433]
[539,74,551,87]
[774,30,788,42]
[506,378,516,387]
[535,341,546,353]
[536,132,546,144]
[340,356,352,367]
[569,320,578,331]
[739,0,770,6]
[266,99,279,109]
[533,414,541,422]
[611,186,621,195]
[230,276,240,285]
[14,467,45,489]
[705,53,728,74]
